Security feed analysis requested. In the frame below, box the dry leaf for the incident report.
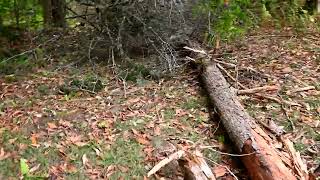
[213,166,228,178]
[31,134,39,147]
[82,154,89,167]
[0,148,10,160]
[66,164,77,173]
[154,126,161,136]
[135,136,150,145]
[47,122,57,129]
[29,164,41,173]
[282,67,293,73]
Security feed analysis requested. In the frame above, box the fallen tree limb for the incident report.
[203,63,308,180]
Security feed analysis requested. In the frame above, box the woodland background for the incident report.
[0,0,320,179]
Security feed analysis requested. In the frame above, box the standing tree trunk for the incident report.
[51,0,66,27]
[41,0,66,28]
[41,0,52,28]
[13,0,20,28]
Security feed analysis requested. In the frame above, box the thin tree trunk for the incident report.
[13,0,20,27]
[41,0,52,28]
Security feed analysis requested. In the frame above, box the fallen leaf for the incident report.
[31,134,39,147]
[213,166,228,178]
[135,136,150,145]
[118,166,129,173]
[0,148,10,160]
[154,126,161,136]
[82,154,89,167]
[29,164,41,173]
[282,67,293,73]
[131,129,139,136]
[66,164,77,173]
[47,122,57,129]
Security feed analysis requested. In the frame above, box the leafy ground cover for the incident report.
[0,27,319,179]
[0,64,224,179]
[222,28,320,170]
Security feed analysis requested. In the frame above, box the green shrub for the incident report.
[196,0,314,45]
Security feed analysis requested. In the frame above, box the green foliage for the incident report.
[20,158,30,176]
[0,0,43,29]
[0,55,32,75]
[196,0,254,44]
[58,75,104,95]
[196,0,315,44]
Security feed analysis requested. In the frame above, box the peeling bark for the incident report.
[203,63,300,180]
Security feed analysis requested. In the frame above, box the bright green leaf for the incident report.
[20,158,29,175]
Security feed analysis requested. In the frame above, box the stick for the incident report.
[147,150,185,177]
[287,86,315,94]
[237,85,279,95]
[216,63,247,90]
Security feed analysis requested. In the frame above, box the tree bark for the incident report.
[203,63,307,180]
[41,0,52,28]
[51,0,66,27]
[13,0,20,27]
[41,0,66,28]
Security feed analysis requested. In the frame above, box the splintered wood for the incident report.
[203,63,309,180]
[147,150,216,180]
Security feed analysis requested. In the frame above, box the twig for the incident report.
[216,63,247,89]
[248,34,296,38]
[66,6,100,31]
[278,93,296,130]
[237,85,279,95]
[183,46,207,55]
[120,71,128,98]
[65,13,96,19]
[199,146,256,157]
[254,93,301,107]
[79,88,97,94]
[202,156,239,180]
[287,86,315,94]
[2,35,59,63]
[147,150,185,177]
[213,59,237,68]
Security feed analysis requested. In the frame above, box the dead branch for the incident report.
[237,85,279,95]
[287,86,316,94]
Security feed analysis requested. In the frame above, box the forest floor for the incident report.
[0,28,319,179]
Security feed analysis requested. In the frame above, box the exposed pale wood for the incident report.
[203,63,301,180]
[179,150,216,180]
[281,137,309,179]
[147,150,185,177]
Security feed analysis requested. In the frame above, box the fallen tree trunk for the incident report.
[203,63,308,180]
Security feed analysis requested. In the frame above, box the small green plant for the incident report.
[37,85,50,95]
[196,0,254,45]
[119,63,151,82]
[58,75,104,95]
